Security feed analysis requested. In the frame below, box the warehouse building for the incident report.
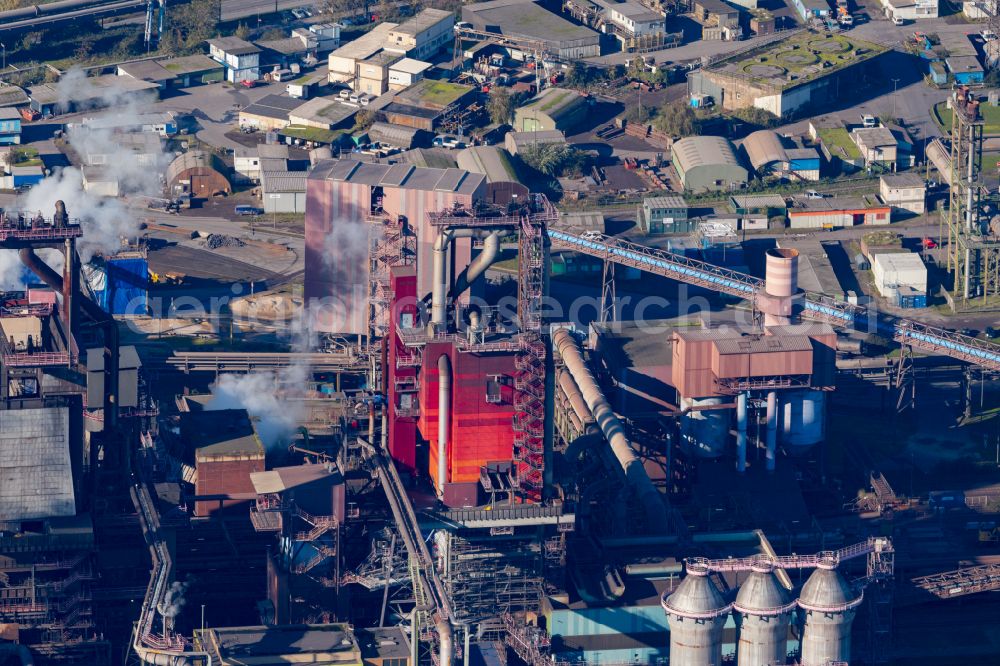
[166,150,231,199]
[671,136,748,192]
[788,196,890,229]
[234,143,289,183]
[462,0,601,60]
[382,79,476,131]
[327,22,399,82]
[239,94,307,131]
[262,170,308,213]
[871,251,927,305]
[455,145,521,184]
[384,8,455,60]
[741,130,821,181]
[368,121,425,149]
[356,52,403,96]
[880,173,926,215]
[156,54,225,87]
[513,87,588,133]
[851,126,899,171]
[505,129,566,155]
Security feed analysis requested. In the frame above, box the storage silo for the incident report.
[798,561,863,666]
[733,560,795,666]
[661,560,732,666]
[780,389,825,452]
[680,397,729,458]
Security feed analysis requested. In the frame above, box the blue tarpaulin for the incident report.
[103,257,148,315]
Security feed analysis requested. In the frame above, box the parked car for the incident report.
[805,190,825,199]
[442,136,464,149]
[959,328,978,337]
[983,29,998,42]
[339,89,351,100]
[349,92,360,104]
[235,205,263,216]
[359,94,372,106]
[986,326,999,338]
[891,15,906,26]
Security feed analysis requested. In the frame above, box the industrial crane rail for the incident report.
[911,562,1000,599]
[685,536,884,573]
[549,230,1000,371]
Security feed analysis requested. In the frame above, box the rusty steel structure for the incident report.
[911,562,1000,599]
[944,86,1000,306]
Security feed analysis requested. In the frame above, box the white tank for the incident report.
[680,397,729,458]
[780,390,825,451]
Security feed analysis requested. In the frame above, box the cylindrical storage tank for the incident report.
[798,562,863,666]
[780,390,825,452]
[733,561,795,666]
[680,397,729,458]
[662,560,732,666]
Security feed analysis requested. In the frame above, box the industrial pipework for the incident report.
[437,354,451,497]
[431,228,505,329]
[552,328,668,533]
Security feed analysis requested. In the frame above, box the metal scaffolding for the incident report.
[911,562,1000,599]
[369,215,415,341]
[439,529,546,624]
[944,87,1000,305]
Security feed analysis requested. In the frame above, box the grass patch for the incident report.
[817,127,862,160]
[279,125,346,143]
[934,101,1000,134]
[410,79,472,107]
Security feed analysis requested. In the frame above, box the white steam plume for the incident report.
[11,68,167,286]
[160,581,188,619]
[207,364,308,450]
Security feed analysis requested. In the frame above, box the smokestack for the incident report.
[757,248,802,327]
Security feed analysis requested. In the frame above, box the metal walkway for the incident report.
[911,562,1000,599]
[549,231,1000,372]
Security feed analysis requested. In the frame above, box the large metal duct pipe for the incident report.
[757,248,801,327]
[432,228,489,328]
[766,391,777,472]
[451,230,503,298]
[437,354,451,499]
[558,369,594,428]
[553,328,668,533]
[437,618,454,666]
[736,392,747,473]
[18,248,106,325]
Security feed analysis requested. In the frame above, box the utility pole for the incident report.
[890,77,900,121]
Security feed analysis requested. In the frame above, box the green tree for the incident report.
[624,104,654,124]
[354,109,376,132]
[518,143,590,177]
[567,61,595,88]
[486,86,513,125]
[234,23,251,40]
[75,35,97,62]
[654,103,698,137]
[171,0,220,49]
[610,64,627,80]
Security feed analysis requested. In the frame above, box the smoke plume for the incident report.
[7,69,167,287]
[161,581,188,618]
[207,367,307,449]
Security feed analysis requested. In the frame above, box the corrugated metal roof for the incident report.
[713,335,813,355]
[454,145,519,184]
[644,195,687,209]
[389,8,453,36]
[312,158,485,195]
[263,170,308,193]
[368,122,420,148]
[742,129,787,170]
[250,463,339,494]
[328,22,398,60]
[673,136,741,171]
[0,407,76,521]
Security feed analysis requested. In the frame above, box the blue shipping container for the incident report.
[105,257,149,315]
